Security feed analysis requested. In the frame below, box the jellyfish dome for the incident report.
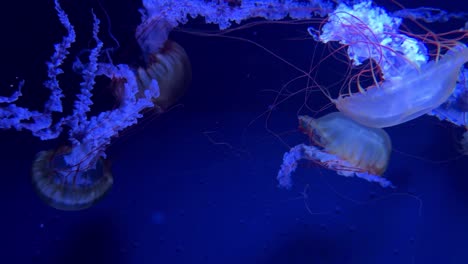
[134,40,192,112]
[334,44,468,128]
[31,146,113,210]
[277,112,393,189]
[306,1,468,128]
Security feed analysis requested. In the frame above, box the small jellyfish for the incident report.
[130,15,192,112]
[136,40,192,111]
[277,112,393,189]
[31,146,113,210]
[111,40,191,113]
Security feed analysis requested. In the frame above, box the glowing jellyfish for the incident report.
[334,44,468,128]
[32,146,113,210]
[307,1,468,128]
[135,40,192,112]
[277,112,393,189]
[111,13,192,113]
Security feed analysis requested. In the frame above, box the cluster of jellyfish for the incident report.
[277,1,468,189]
[1,0,467,210]
[30,0,193,210]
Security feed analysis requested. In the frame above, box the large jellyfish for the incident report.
[277,112,393,189]
[308,1,468,128]
[334,44,468,128]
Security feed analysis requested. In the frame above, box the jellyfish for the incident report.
[32,146,113,211]
[26,0,168,210]
[33,2,190,210]
[135,40,192,112]
[112,13,192,113]
[334,44,468,128]
[307,1,468,128]
[277,112,393,189]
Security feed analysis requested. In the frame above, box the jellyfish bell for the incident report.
[137,40,192,112]
[31,146,113,211]
[111,39,192,113]
[277,112,393,189]
[299,112,392,175]
[130,10,192,112]
[332,44,468,128]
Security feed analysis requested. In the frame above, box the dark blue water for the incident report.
[1,0,467,263]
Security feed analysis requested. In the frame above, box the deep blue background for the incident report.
[0,0,467,263]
